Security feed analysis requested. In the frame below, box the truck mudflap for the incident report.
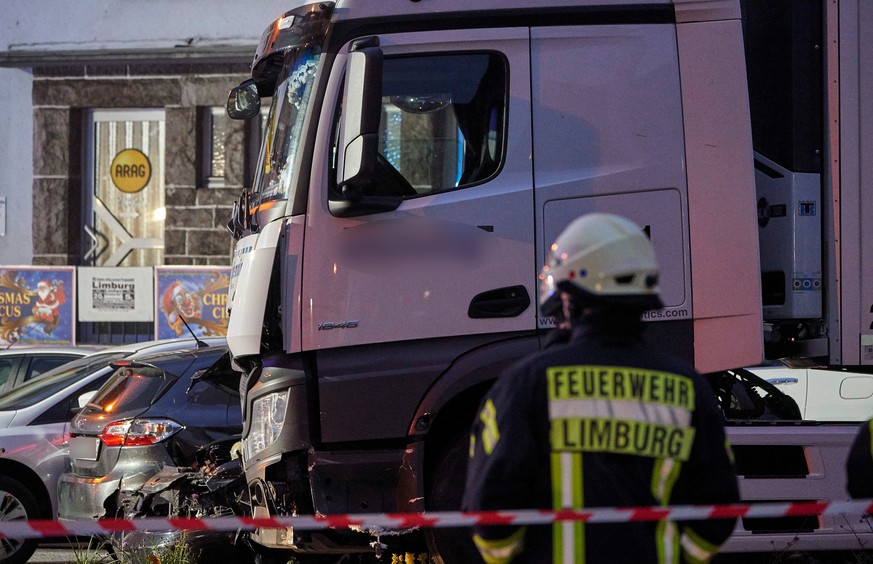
[723,423,869,553]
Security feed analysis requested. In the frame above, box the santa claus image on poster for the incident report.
[160,281,202,335]
[33,279,66,326]
[0,269,74,346]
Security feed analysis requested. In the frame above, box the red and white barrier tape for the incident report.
[3,500,872,540]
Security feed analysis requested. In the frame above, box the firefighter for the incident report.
[846,419,873,498]
[462,213,740,563]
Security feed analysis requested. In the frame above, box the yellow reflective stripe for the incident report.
[681,527,721,564]
[552,518,563,564]
[559,452,574,563]
[480,399,500,455]
[551,451,585,564]
[551,452,563,508]
[573,452,584,564]
[473,527,526,564]
[725,437,736,465]
[551,452,563,564]
[651,460,681,563]
[663,460,681,504]
[469,433,476,458]
[651,458,676,505]
[651,458,664,501]
[652,458,682,504]
[550,417,695,461]
[547,366,695,409]
[656,519,680,564]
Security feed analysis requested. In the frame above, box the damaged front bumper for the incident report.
[245,442,425,553]
[239,358,426,554]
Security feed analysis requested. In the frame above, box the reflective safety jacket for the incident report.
[462,325,739,564]
[847,419,873,499]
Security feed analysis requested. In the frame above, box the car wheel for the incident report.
[0,476,41,564]
[424,430,480,564]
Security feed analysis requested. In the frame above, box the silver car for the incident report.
[0,345,100,395]
[0,337,224,564]
[57,343,239,524]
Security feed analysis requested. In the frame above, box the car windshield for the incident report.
[0,350,127,410]
[88,363,178,415]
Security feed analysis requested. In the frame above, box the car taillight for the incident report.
[98,418,183,447]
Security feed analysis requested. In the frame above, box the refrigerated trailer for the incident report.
[223,0,873,559]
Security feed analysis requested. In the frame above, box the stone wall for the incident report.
[31,61,250,266]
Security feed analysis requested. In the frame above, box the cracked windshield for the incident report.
[254,46,321,211]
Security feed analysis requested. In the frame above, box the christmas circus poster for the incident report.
[155,267,230,340]
[0,267,75,346]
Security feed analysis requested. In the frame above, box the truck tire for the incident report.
[425,430,480,564]
[0,475,41,564]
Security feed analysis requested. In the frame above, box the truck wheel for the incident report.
[0,476,41,564]
[425,430,480,564]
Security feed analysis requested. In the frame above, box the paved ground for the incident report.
[29,548,81,563]
[29,543,111,563]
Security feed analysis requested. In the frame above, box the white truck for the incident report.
[224,0,873,559]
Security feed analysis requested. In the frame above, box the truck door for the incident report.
[303,29,534,352]
[531,25,692,350]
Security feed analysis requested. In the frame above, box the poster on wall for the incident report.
[78,267,154,322]
[155,266,230,340]
[0,267,75,346]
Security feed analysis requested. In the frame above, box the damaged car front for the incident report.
[57,345,241,524]
[111,436,248,560]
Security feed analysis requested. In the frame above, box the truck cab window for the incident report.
[333,52,506,200]
[382,52,506,194]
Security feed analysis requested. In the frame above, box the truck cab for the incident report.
[225,0,764,559]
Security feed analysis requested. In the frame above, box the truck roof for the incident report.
[326,0,737,22]
[253,0,739,74]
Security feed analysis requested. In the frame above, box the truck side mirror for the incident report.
[339,39,383,193]
[227,79,261,120]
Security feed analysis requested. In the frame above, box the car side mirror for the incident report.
[77,390,97,409]
[227,79,261,120]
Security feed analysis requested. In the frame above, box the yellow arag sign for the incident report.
[110,149,151,193]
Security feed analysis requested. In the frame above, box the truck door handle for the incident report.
[468,285,530,319]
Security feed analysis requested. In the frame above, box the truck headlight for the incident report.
[244,390,288,461]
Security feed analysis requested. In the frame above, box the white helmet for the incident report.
[539,213,662,310]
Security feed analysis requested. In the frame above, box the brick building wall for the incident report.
[31,61,251,267]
